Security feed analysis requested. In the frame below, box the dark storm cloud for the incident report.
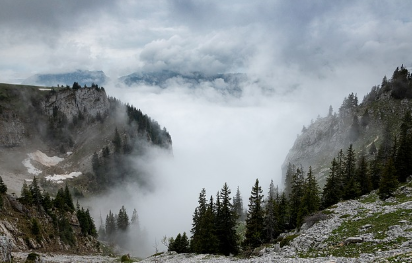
[0,0,117,29]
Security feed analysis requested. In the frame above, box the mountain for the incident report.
[282,65,412,189]
[119,70,247,96]
[22,70,108,87]
[0,83,172,196]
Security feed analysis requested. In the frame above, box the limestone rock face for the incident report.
[0,117,25,147]
[0,236,12,263]
[42,88,110,122]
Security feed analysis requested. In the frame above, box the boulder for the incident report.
[344,237,363,244]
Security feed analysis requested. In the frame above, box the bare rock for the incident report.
[344,236,363,244]
[0,236,12,263]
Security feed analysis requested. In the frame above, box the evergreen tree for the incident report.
[284,163,295,196]
[0,176,7,194]
[288,168,304,228]
[105,210,116,238]
[300,167,320,222]
[395,111,412,182]
[343,145,361,199]
[379,158,398,200]
[322,158,342,208]
[64,184,75,211]
[244,179,264,249]
[263,180,278,242]
[356,155,372,195]
[276,192,289,233]
[216,183,238,255]
[20,181,32,205]
[117,206,129,231]
[232,186,245,221]
[113,128,122,153]
[30,177,42,208]
[190,188,207,253]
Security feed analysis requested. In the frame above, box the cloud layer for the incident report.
[2,0,412,257]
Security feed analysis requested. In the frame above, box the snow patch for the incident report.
[45,172,82,184]
[28,150,64,167]
[22,158,42,175]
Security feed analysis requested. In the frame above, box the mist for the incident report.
[82,66,383,257]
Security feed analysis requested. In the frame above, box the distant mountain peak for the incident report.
[22,70,108,87]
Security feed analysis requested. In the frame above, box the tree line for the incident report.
[166,109,412,255]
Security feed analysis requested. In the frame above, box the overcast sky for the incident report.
[2,0,412,256]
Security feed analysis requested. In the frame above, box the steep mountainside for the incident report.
[282,66,412,186]
[0,83,171,196]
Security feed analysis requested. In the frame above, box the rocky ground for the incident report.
[5,183,412,263]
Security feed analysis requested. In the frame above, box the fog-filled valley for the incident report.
[1,1,412,262]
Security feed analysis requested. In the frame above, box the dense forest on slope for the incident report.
[166,66,412,257]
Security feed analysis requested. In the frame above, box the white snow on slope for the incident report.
[28,150,64,167]
[45,172,82,184]
[22,150,64,175]
[22,158,42,175]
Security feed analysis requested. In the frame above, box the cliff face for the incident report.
[42,88,110,122]
[282,67,412,186]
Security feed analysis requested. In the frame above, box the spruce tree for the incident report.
[356,155,372,195]
[64,184,75,211]
[343,145,361,199]
[216,183,238,255]
[322,158,341,208]
[300,167,320,216]
[30,177,42,208]
[288,168,304,228]
[232,186,245,221]
[395,111,412,182]
[263,180,278,242]
[379,158,398,200]
[117,206,129,231]
[244,179,264,249]
[105,210,116,238]
[190,188,207,253]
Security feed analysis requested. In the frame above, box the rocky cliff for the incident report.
[282,66,412,186]
[0,83,171,196]
[42,87,110,122]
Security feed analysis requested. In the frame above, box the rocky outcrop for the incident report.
[0,116,25,147]
[42,88,110,122]
[0,236,12,263]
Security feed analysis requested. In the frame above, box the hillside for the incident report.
[282,66,412,188]
[140,181,412,263]
[0,83,172,196]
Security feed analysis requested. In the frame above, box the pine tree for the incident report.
[232,186,245,221]
[395,111,412,182]
[356,155,372,195]
[105,210,116,238]
[379,158,398,200]
[21,181,33,205]
[289,168,304,228]
[113,128,122,153]
[263,180,278,242]
[0,176,7,194]
[200,195,219,254]
[30,177,42,208]
[190,188,207,253]
[343,145,361,199]
[216,183,238,255]
[322,158,341,208]
[300,167,320,217]
[64,184,75,211]
[284,163,295,196]
[117,206,129,231]
[244,179,264,249]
